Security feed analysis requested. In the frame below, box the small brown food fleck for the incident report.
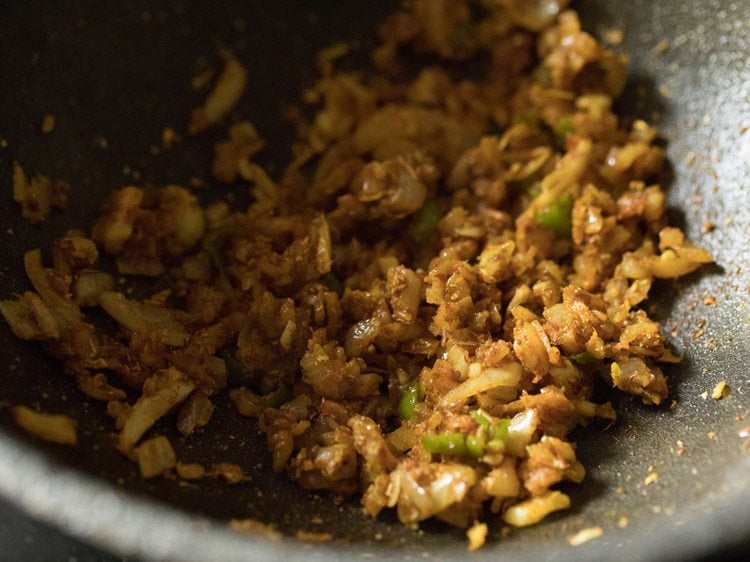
[568,526,604,546]
[41,114,56,134]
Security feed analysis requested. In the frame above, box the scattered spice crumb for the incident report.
[723,216,734,225]
[189,176,206,188]
[692,320,706,339]
[603,28,624,45]
[700,391,709,400]
[615,486,625,494]
[738,427,750,438]
[740,125,748,135]
[210,462,246,484]
[669,400,678,410]
[500,527,512,539]
[676,440,686,456]
[175,462,206,480]
[617,516,629,528]
[658,83,672,98]
[703,295,716,305]
[653,39,670,55]
[296,530,333,543]
[467,521,488,551]
[707,431,717,440]
[568,526,604,546]
[644,472,659,486]
[701,221,714,233]
[229,518,281,540]
[41,114,56,134]
[162,127,180,148]
[711,380,727,400]
[191,65,215,91]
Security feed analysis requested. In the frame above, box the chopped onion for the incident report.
[99,291,189,347]
[503,490,571,527]
[137,435,177,478]
[189,55,248,134]
[119,368,195,451]
[441,362,522,407]
[13,405,77,446]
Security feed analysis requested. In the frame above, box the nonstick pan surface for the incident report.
[0,1,748,560]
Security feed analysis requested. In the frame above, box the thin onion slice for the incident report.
[441,362,523,407]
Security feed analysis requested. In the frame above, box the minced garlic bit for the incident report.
[176,462,206,480]
[229,519,281,540]
[136,435,177,478]
[12,405,77,445]
[711,380,727,400]
[603,28,624,46]
[568,526,604,546]
[295,530,333,543]
[467,521,488,551]
[644,471,659,485]
[41,114,56,134]
[162,127,180,148]
[652,39,670,55]
[211,462,246,484]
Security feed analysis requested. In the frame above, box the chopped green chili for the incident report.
[534,193,574,238]
[553,116,574,148]
[469,409,491,432]
[202,222,241,290]
[422,432,468,456]
[491,418,511,441]
[511,109,540,126]
[465,435,485,459]
[222,352,248,386]
[265,383,292,409]
[409,200,443,246]
[571,351,596,364]
[322,271,344,296]
[398,380,422,420]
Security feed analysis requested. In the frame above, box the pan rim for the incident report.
[1,427,749,561]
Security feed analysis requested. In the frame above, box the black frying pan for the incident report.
[0,1,749,560]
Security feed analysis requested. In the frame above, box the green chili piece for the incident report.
[553,116,574,138]
[465,435,485,459]
[422,432,468,456]
[533,193,574,238]
[202,222,241,290]
[572,351,596,364]
[322,271,344,296]
[409,200,443,246]
[265,383,292,408]
[219,348,249,385]
[469,409,491,432]
[490,418,511,441]
[399,381,422,420]
[511,109,540,126]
